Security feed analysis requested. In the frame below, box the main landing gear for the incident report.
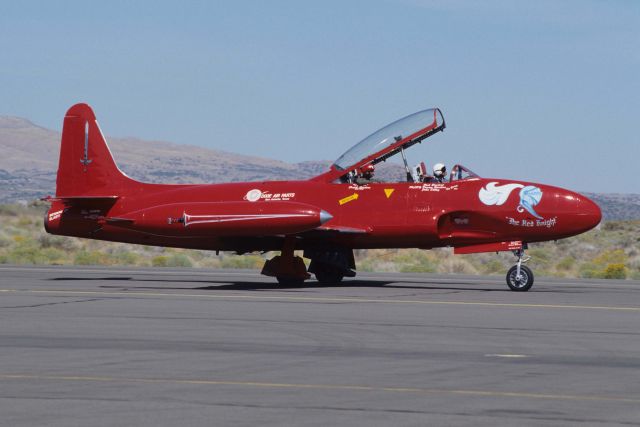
[506,249,534,292]
[261,238,356,286]
[305,248,356,285]
[261,236,310,286]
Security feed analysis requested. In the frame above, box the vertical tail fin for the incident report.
[56,103,134,196]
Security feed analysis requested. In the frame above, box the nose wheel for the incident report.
[506,249,534,292]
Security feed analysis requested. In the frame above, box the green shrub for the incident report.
[39,247,67,264]
[220,255,264,269]
[603,263,627,279]
[438,258,477,274]
[394,250,437,273]
[603,221,624,231]
[482,259,504,274]
[150,253,193,267]
[5,243,66,265]
[152,256,169,267]
[113,251,140,265]
[529,248,553,270]
[400,260,436,273]
[74,250,112,265]
[1,201,640,279]
[556,256,575,271]
[592,249,628,266]
[579,263,600,279]
[0,234,11,248]
[166,253,193,268]
[17,217,33,227]
[0,204,21,216]
[37,234,75,249]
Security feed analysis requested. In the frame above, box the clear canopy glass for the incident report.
[449,164,479,181]
[333,108,443,170]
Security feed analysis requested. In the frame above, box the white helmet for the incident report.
[433,163,446,178]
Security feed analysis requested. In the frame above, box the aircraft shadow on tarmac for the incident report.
[48,276,575,293]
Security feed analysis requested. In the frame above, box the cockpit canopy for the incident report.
[311,108,479,184]
[449,164,479,182]
[333,108,445,172]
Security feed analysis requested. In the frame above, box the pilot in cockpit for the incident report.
[355,163,380,185]
[413,162,432,183]
[433,163,447,183]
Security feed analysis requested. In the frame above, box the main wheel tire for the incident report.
[315,269,344,285]
[506,265,534,292]
[276,277,305,286]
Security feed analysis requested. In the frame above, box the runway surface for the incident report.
[1,265,640,426]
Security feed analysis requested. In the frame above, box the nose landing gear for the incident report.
[506,249,534,292]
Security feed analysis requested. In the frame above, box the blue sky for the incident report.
[1,0,638,193]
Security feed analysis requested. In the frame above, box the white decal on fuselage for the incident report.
[506,216,557,228]
[406,183,460,192]
[244,189,296,202]
[244,189,262,202]
[48,209,64,222]
[478,182,524,206]
[348,184,371,191]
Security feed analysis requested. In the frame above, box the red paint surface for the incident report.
[45,104,602,255]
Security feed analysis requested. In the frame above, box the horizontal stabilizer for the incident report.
[104,217,135,224]
[42,195,119,208]
[43,195,119,202]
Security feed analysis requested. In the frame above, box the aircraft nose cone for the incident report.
[572,193,602,233]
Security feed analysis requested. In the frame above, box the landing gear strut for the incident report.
[305,248,356,285]
[506,249,534,292]
[261,241,357,286]
[261,236,310,285]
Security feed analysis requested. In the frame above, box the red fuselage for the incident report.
[45,177,601,253]
[43,103,602,291]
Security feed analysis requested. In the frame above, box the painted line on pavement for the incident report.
[0,373,638,404]
[1,288,639,311]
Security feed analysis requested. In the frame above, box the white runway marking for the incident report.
[485,354,529,358]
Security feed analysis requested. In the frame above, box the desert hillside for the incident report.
[1,202,638,280]
[1,115,639,219]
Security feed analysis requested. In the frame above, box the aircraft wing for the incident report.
[314,225,370,234]
[298,224,371,239]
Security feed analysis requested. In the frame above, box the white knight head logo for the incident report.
[478,182,524,206]
[479,182,544,219]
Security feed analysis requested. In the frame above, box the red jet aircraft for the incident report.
[44,104,601,291]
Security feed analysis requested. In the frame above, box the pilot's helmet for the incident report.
[360,164,375,175]
[433,163,446,178]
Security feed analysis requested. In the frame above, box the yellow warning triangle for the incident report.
[384,188,395,198]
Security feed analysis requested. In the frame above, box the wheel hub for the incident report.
[510,270,528,288]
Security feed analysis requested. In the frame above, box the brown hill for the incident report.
[0,116,332,201]
[1,115,638,220]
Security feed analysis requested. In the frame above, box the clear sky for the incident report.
[1,0,638,193]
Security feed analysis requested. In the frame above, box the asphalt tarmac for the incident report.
[1,265,640,426]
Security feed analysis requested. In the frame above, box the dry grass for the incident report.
[1,202,639,280]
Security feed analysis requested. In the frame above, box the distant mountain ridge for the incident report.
[0,115,332,201]
[1,115,639,220]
